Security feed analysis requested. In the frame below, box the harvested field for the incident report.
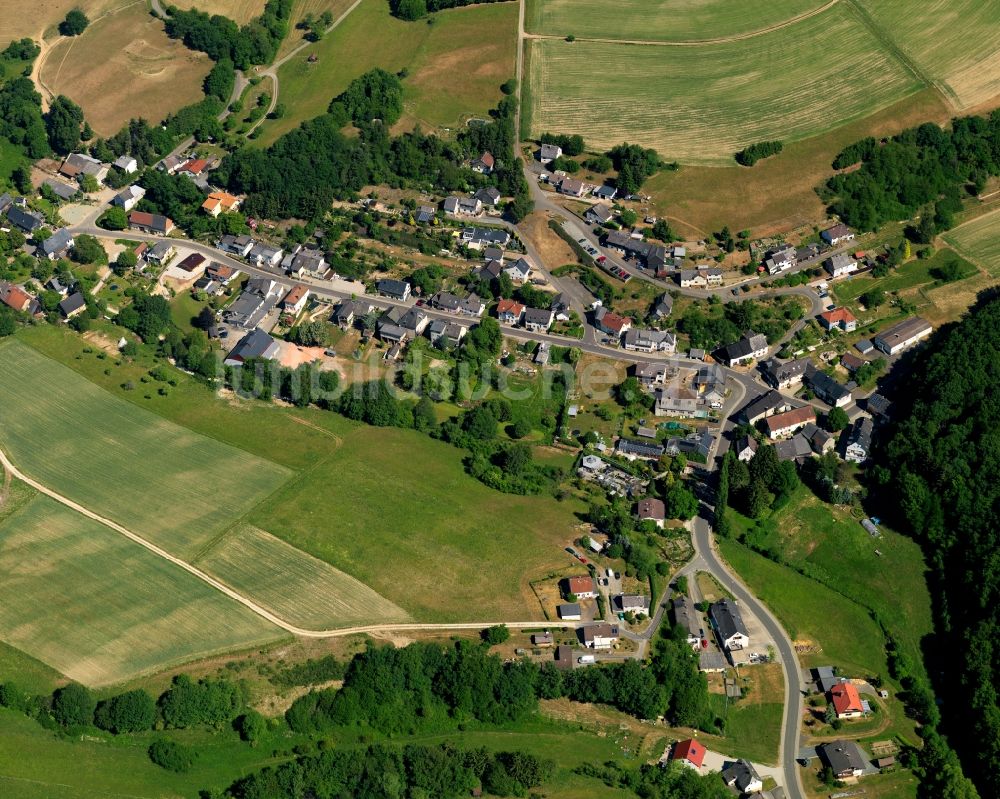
[525,4,920,165]
[39,2,210,136]
[525,0,822,43]
[195,525,411,629]
[853,0,1000,110]
[0,0,119,44]
[0,339,291,559]
[278,0,358,59]
[260,0,516,144]
[0,495,282,686]
[169,0,264,25]
[943,207,1000,277]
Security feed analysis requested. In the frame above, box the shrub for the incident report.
[148,739,195,772]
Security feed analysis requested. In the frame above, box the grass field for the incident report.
[0,339,291,559]
[718,537,888,677]
[195,524,412,629]
[248,424,586,620]
[524,4,920,165]
[525,0,822,43]
[834,248,977,304]
[710,663,784,764]
[277,0,358,59]
[0,494,283,685]
[943,207,1000,277]
[259,0,517,145]
[853,0,1000,110]
[39,2,211,137]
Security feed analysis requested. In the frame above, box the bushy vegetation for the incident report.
[881,294,1000,798]
[389,0,512,21]
[577,759,728,799]
[678,295,803,351]
[164,0,292,70]
[734,140,782,166]
[824,114,1000,231]
[59,9,89,36]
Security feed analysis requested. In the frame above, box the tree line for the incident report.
[390,0,513,21]
[163,0,292,70]
[735,140,782,166]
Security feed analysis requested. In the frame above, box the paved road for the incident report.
[692,516,806,799]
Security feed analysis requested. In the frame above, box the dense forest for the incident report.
[823,112,1000,231]
[880,293,1000,798]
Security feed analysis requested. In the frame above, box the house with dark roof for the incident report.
[693,363,727,403]
[764,244,796,274]
[224,278,280,329]
[761,357,810,389]
[427,319,467,347]
[734,435,758,462]
[634,361,667,387]
[474,186,501,207]
[558,177,587,197]
[720,331,768,366]
[580,622,620,648]
[58,292,87,319]
[539,143,562,163]
[844,416,874,463]
[710,598,749,651]
[224,328,280,366]
[247,242,283,267]
[672,596,701,649]
[111,184,145,211]
[738,390,792,425]
[774,433,813,462]
[801,422,835,455]
[813,665,840,694]
[217,233,255,258]
[6,205,43,233]
[824,252,858,278]
[653,293,673,318]
[805,365,852,407]
[557,603,581,621]
[376,278,411,301]
[331,298,370,328]
[866,393,890,419]
[624,327,676,353]
[503,257,532,283]
[819,740,866,779]
[43,178,78,202]
[636,497,665,526]
[613,594,650,614]
[415,204,436,224]
[615,438,664,461]
[460,226,510,249]
[602,230,667,270]
[38,228,74,260]
[585,204,613,225]
[592,184,617,201]
[523,306,553,332]
[430,291,484,317]
[721,760,763,795]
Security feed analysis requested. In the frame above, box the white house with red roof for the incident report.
[829,682,864,719]
[564,575,597,599]
[818,307,858,332]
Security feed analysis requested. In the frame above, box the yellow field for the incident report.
[169,0,265,25]
[0,494,283,686]
[943,208,1000,276]
[39,2,210,136]
[525,4,920,164]
[853,0,1000,110]
[0,0,122,44]
[195,525,412,629]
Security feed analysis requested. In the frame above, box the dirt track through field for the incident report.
[522,0,840,47]
[0,445,547,637]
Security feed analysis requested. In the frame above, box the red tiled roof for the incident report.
[283,285,309,305]
[497,298,525,316]
[672,738,706,768]
[478,151,495,168]
[764,405,815,433]
[637,497,665,520]
[0,283,31,312]
[180,158,209,175]
[830,683,863,716]
[567,576,594,595]
[819,307,857,326]
[600,312,631,333]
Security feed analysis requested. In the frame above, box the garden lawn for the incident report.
[709,664,784,765]
[833,249,976,304]
[248,424,586,621]
[0,339,291,558]
[259,0,517,144]
[525,4,921,164]
[0,494,283,685]
[718,536,888,677]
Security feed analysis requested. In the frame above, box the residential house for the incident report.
[497,298,525,325]
[280,285,310,314]
[721,331,769,367]
[224,277,280,328]
[59,153,108,183]
[442,196,459,215]
[557,603,582,621]
[201,191,241,217]
[460,226,510,250]
[824,252,858,278]
[813,666,840,694]
[415,204,436,224]
[654,387,698,418]
[430,291,485,317]
[668,428,716,461]
[474,186,501,207]
[459,196,482,216]
[483,245,504,263]
[672,596,702,650]
[581,622,620,649]
[551,293,571,321]
[761,357,810,389]
[844,416,874,463]
[593,306,632,338]
[564,576,597,599]
[538,143,562,163]
[738,390,792,425]
[764,405,816,439]
[653,293,673,318]
[558,177,587,197]
[471,151,494,173]
[475,259,503,282]
[819,741,866,780]
[376,278,411,301]
[0,282,35,313]
[217,233,255,258]
[734,435,758,462]
[38,228,74,260]
[523,307,553,332]
[693,363,727,404]
[592,184,617,201]
[830,682,864,719]
[0,192,12,214]
[247,242,283,267]
[636,497,665,527]
[146,240,175,264]
[840,352,866,373]
[801,422,835,455]
[287,249,328,278]
[774,433,813,462]
[58,292,86,319]
[805,365,852,407]
[634,361,667,387]
[128,211,174,235]
[531,631,554,648]
[585,204,613,225]
[819,307,858,332]
[602,231,667,271]
[873,316,932,355]
[503,257,532,283]
[710,599,749,651]
[678,267,723,288]
[158,153,187,174]
[399,307,430,335]
[111,185,145,211]
[6,205,43,234]
[613,594,650,614]
[178,158,209,177]
[43,178,77,201]
[169,252,206,277]
[331,299,370,328]
[821,224,855,246]
[624,328,676,353]
[615,437,664,461]
[224,327,280,366]
[427,319,467,347]
[205,262,239,285]
[670,739,706,770]
[721,760,763,795]
[866,393,890,419]
[797,242,821,261]
[113,155,138,174]
[553,644,574,669]
[764,244,796,274]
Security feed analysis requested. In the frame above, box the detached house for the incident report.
[764,405,815,439]
[6,205,43,234]
[474,186,501,207]
[558,177,587,197]
[805,365,852,407]
[678,268,723,288]
[721,331,768,367]
[581,622,620,649]
[819,741,866,780]
[471,151,494,173]
[523,307,553,332]
[280,285,310,315]
[824,252,858,278]
[111,185,145,211]
[624,327,676,353]
[670,739,706,770]
[585,204,613,225]
[821,223,855,246]
[819,307,858,332]
[764,244,796,274]
[129,211,174,235]
[430,291,485,318]
[613,594,650,614]
[224,327,280,366]
[844,416,874,463]
[503,257,532,283]
[217,233,254,257]
[113,155,138,174]
[830,682,865,719]
[38,228,74,260]
[721,760,763,795]
[538,143,562,163]
[734,435,758,462]
[739,390,793,425]
[496,298,525,325]
[710,599,749,651]
[593,306,632,338]
[0,282,36,314]
[564,576,597,599]
[58,292,87,319]
[672,596,702,650]
[201,191,241,217]
[761,357,810,389]
[636,497,665,527]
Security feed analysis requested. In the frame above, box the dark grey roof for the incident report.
[0,193,11,213]
[672,596,700,637]
[227,328,278,362]
[58,292,86,316]
[474,186,501,203]
[523,307,553,326]
[738,390,788,423]
[616,438,664,458]
[721,760,761,792]
[866,393,890,416]
[806,364,851,405]
[819,740,866,775]
[43,179,78,201]
[775,434,813,461]
[654,293,673,317]
[557,602,581,617]
[40,228,74,257]
[710,598,748,640]
[6,205,42,232]
[761,356,809,386]
[377,278,410,297]
[848,416,874,450]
